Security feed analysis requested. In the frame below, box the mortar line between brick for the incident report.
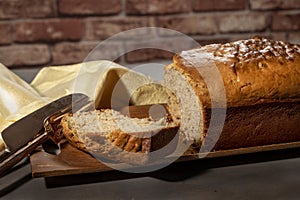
[120,0,126,17]
[9,22,14,46]
[55,0,59,17]
[188,0,194,15]
[48,43,54,66]
[246,0,251,11]
[82,17,87,42]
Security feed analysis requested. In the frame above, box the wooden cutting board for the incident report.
[30,139,300,178]
[30,104,300,179]
[31,142,113,177]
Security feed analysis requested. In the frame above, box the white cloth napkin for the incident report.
[0,60,168,151]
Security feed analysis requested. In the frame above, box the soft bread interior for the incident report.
[61,109,177,163]
[164,64,204,146]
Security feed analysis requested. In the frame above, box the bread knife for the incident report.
[0,93,90,175]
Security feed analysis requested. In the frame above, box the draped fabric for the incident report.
[0,61,168,151]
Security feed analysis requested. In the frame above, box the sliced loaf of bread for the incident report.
[164,37,300,151]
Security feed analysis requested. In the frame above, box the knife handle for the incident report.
[0,132,48,176]
[0,149,10,163]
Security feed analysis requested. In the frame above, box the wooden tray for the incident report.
[29,104,300,187]
[30,140,300,178]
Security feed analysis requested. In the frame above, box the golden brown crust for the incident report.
[124,136,142,152]
[60,114,88,152]
[172,37,300,108]
[209,102,300,150]
[111,131,130,149]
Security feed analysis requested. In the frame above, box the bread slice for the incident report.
[60,109,178,164]
[164,37,300,150]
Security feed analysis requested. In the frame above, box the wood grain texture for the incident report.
[31,140,300,178]
[31,143,112,177]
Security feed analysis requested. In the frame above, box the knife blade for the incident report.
[0,93,89,175]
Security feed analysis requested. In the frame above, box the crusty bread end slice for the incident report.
[60,109,178,164]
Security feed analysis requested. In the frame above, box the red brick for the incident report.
[124,37,199,62]
[196,38,230,46]
[219,13,269,33]
[0,0,56,19]
[52,42,96,65]
[126,0,190,15]
[225,33,286,42]
[0,45,50,67]
[0,23,11,45]
[14,19,83,42]
[59,0,121,15]
[85,17,154,40]
[125,49,158,63]
[250,0,300,10]
[125,43,173,63]
[193,0,246,11]
[87,42,123,62]
[272,13,300,31]
[288,32,300,44]
[268,32,287,41]
[52,42,123,65]
[125,49,174,63]
[157,15,218,35]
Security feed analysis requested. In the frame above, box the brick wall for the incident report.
[0,0,299,69]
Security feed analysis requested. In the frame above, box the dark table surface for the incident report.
[2,157,300,200]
